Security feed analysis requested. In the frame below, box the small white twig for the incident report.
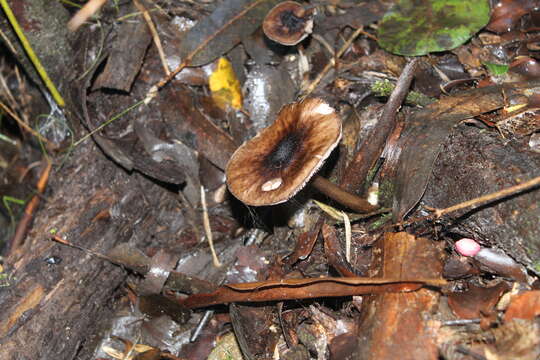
[312,33,335,56]
[144,85,158,105]
[342,211,352,263]
[200,185,222,267]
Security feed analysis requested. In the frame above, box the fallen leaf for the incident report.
[313,200,344,221]
[177,276,446,308]
[486,0,537,33]
[322,223,357,277]
[285,217,323,265]
[448,282,510,319]
[503,290,540,322]
[162,85,238,170]
[179,0,282,67]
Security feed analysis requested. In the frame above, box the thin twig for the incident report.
[0,101,54,149]
[311,33,335,56]
[190,309,214,342]
[132,0,170,76]
[301,26,365,98]
[200,185,222,267]
[0,66,18,106]
[340,57,420,192]
[72,99,145,147]
[342,211,351,263]
[441,319,480,326]
[433,175,540,218]
[0,27,17,54]
[51,234,120,264]
[17,161,42,183]
[8,160,52,253]
[1,60,53,149]
[397,175,540,228]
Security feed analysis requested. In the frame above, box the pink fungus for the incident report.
[455,238,481,257]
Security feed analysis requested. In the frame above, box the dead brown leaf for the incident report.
[448,282,510,320]
[177,276,445,308]
[503,290,540,322]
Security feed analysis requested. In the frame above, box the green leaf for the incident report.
[483,62,509,76]
[377,0,490,56]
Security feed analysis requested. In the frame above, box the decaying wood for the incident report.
[355,232,444,360]
[0,142,180,360]
[424,125,540,274]
[0,1,130,358]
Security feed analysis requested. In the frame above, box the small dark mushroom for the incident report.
[262,1,315,46]
[226,98,377,213]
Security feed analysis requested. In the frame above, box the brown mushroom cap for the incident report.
[226,98,342,206]
[262,1,314,46]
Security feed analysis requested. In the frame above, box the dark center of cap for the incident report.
[264,132,301,169]
[280,10,305,33]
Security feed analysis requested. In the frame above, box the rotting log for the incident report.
[423,125,540,274]
[0,140,181,359]
[0,2,142,357]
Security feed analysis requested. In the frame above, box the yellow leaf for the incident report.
[313,200,343,221]
[102,345,127,360]
[133,344,155,353]
[209,57,243,110]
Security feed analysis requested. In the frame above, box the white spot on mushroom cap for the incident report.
[261,177,283,192]
[312,102,334,115]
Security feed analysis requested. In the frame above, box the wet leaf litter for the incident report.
[0,0,539,359]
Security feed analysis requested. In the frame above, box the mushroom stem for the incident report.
[311,176,378,214]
